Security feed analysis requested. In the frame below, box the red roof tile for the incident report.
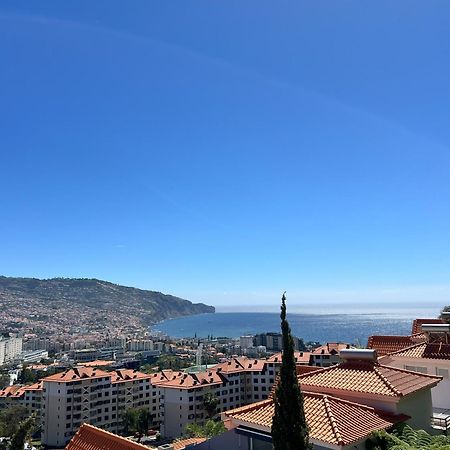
[298,360,441,397]
[367,335,426,356]
[311,343,352,355]
[0,385,25,398]
[172,437,207,449]
[155,370,227,389]
[224,392,407,447]
[42,367,110,383]
[412,319,444,335]
[65,423,150,450]
[267,352,312,364]
[385,342,450,360]
[212,357,266,374]
[110,369,152,384]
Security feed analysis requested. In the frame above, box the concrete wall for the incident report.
[192,429,250,450]
[397,389,433,431]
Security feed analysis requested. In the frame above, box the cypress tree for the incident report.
[271,293,310,450]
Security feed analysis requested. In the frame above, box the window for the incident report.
[436,368,449,378]
[404,365,427,374]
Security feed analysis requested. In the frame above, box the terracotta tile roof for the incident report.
[267,352,312,364]
[156,370,228,389]
[269,366,322,398]
[386,342,450,360]
[65,423,150,450]
[172,437,207,449]
[367,335,421,356]
[212,359,246,374]
[42,367,110,383]
[412,318,444,334]
[110,369,152,384]
[23,381,43,391]
[239,358,266,372]
[296,365,323,376]
[311,342,352,355]
[0,385,25,398]
[212,357,266,374]
[224,392,408,447]
[298,360,441,397]
[150,370,184,385]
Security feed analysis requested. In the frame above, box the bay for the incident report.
[153,305,441,345]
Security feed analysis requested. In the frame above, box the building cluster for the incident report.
[0,350,315,447]
[4,314,450,450]
[64,338,448,450]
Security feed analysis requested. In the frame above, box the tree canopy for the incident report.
[185,420,226,438]
[367,424,450,450]
[122,407,153,442]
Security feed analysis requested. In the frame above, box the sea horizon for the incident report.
[152,302,442,345]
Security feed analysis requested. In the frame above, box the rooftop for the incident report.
[0,384,25,398]
[65,423,150,450]
[155,369,227,389]
[224,391,408,447]
[367,335,426,356]
[311,342,352,355]
[298,359,441,397]
[382,342,450,360]
[266,351,311,364]
[171,437,207,450]
[42,367,110,383]
[212,357,266,374]
[412,318,445,335]
[110,369,152,384]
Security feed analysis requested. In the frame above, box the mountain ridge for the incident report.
[0,276,214,338]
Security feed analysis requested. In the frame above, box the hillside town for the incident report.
[2,310,450,450]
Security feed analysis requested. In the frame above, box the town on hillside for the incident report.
[2,309,450,450]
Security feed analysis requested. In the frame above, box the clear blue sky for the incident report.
[1,1,449,309]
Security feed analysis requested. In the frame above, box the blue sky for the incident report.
[1,1,449,309]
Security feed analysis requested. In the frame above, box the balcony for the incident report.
[432,409,450,433]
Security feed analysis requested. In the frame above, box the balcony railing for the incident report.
[432,412,450,434]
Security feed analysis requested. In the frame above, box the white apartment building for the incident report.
[239,336,254,350]
[5,354,316,444]
[126,339,154,352]
[40,367,162,447]
[0,335,23,365]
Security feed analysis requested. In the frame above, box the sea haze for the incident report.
[153,304,441,345]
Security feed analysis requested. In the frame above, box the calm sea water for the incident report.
[152,305,440,345]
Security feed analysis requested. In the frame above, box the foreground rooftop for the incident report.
[224,391,408,447]
[298,359,441,397]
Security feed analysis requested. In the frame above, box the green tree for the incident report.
[136,408,152,442]
[271,293,310,450]
[122,408,153,442]
[202,392,219,419]
[0,406,29,437]
[0,374,10,389]
[185,420,226,438]
[18,368,37,385]
[8,414,36,450]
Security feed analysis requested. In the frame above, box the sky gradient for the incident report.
[1,1,449,308]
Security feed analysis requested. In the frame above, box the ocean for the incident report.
[152,304,441,345]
